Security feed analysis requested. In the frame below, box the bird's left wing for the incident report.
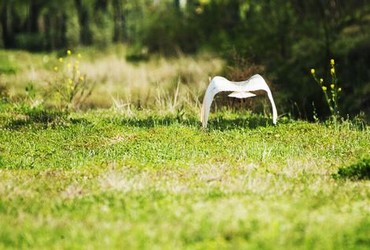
[201,76,244,128]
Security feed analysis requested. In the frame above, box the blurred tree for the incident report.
[0,0,368,118]
[0,0,10,47]
[91,0,114,47]
[112,0,125,42]
[75,0,93,45]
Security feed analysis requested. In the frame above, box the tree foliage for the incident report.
[0,0,369,119]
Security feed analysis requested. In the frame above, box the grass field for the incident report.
[0,48,370,249]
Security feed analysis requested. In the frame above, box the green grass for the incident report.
[0,47,369,249]
[1,105,369,249]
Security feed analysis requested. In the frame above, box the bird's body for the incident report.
[201,74,277,128]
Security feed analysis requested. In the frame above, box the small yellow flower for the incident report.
[330,84,335,89]
[68,79,73,84]
[310,68,315,75]
[338,88,342,92]
[77,53,82,59]
[67,50,72,56]
[330,68,335,75]
[79,76,85,81]
[195,6,204,14]
[59,57,64,63]
[320,78,323,84]
[330,59,335,65]
[322,86,327,91]
[54,66,58,71]
[199,0,210,4]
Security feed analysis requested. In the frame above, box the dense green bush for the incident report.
[15,33,46,51]
[335,158,370,180]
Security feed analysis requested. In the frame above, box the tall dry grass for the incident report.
[80,52,224,111]
[2,47,224,112]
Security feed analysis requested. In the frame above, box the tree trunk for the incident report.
[74,0,92,45]
[174,0,180,9]
[0,1,10,47]
[29,0,41,33]
[112,0,125,42]
[95,0,109,11]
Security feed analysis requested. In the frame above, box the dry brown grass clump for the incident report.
[2,47,224,111]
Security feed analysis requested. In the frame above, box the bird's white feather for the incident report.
[228,91,256,99]
[201,74,277,128]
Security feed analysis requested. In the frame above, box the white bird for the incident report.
[201,74,277,128]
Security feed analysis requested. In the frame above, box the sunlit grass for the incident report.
[1,47,369,249]
[0,108,369,249]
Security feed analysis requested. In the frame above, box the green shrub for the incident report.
[6,105,69,129]
[15,33,46,51]
[0,53,17,74]
[0,155,4,168]
[48,50,93,110]
[0,84,9,100]
[334,158,370,180]
[311,59,342,123]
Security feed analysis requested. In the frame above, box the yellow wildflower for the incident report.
[77,53,82,59]
[199,0,210,4]
[67,50,72,56]
[53,66,58,71]
[319,78,323,84]
[338,88,342,92]
[322,86,327,91]
[330,68,335,75]
[310,69,315,75]
[79,76,85,81]
[59,57,64,63]
[330,84,335,89]
[330,59,335,65]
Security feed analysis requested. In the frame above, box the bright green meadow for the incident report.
[0,48,369,249]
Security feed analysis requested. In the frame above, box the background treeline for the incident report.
[0,0,369,119]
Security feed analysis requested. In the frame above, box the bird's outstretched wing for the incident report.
[228,92,256,98]
[201,74,277,128]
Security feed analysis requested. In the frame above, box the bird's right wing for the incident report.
[236,74,277,125]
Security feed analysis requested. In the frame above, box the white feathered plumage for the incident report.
[201,74,277,128]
